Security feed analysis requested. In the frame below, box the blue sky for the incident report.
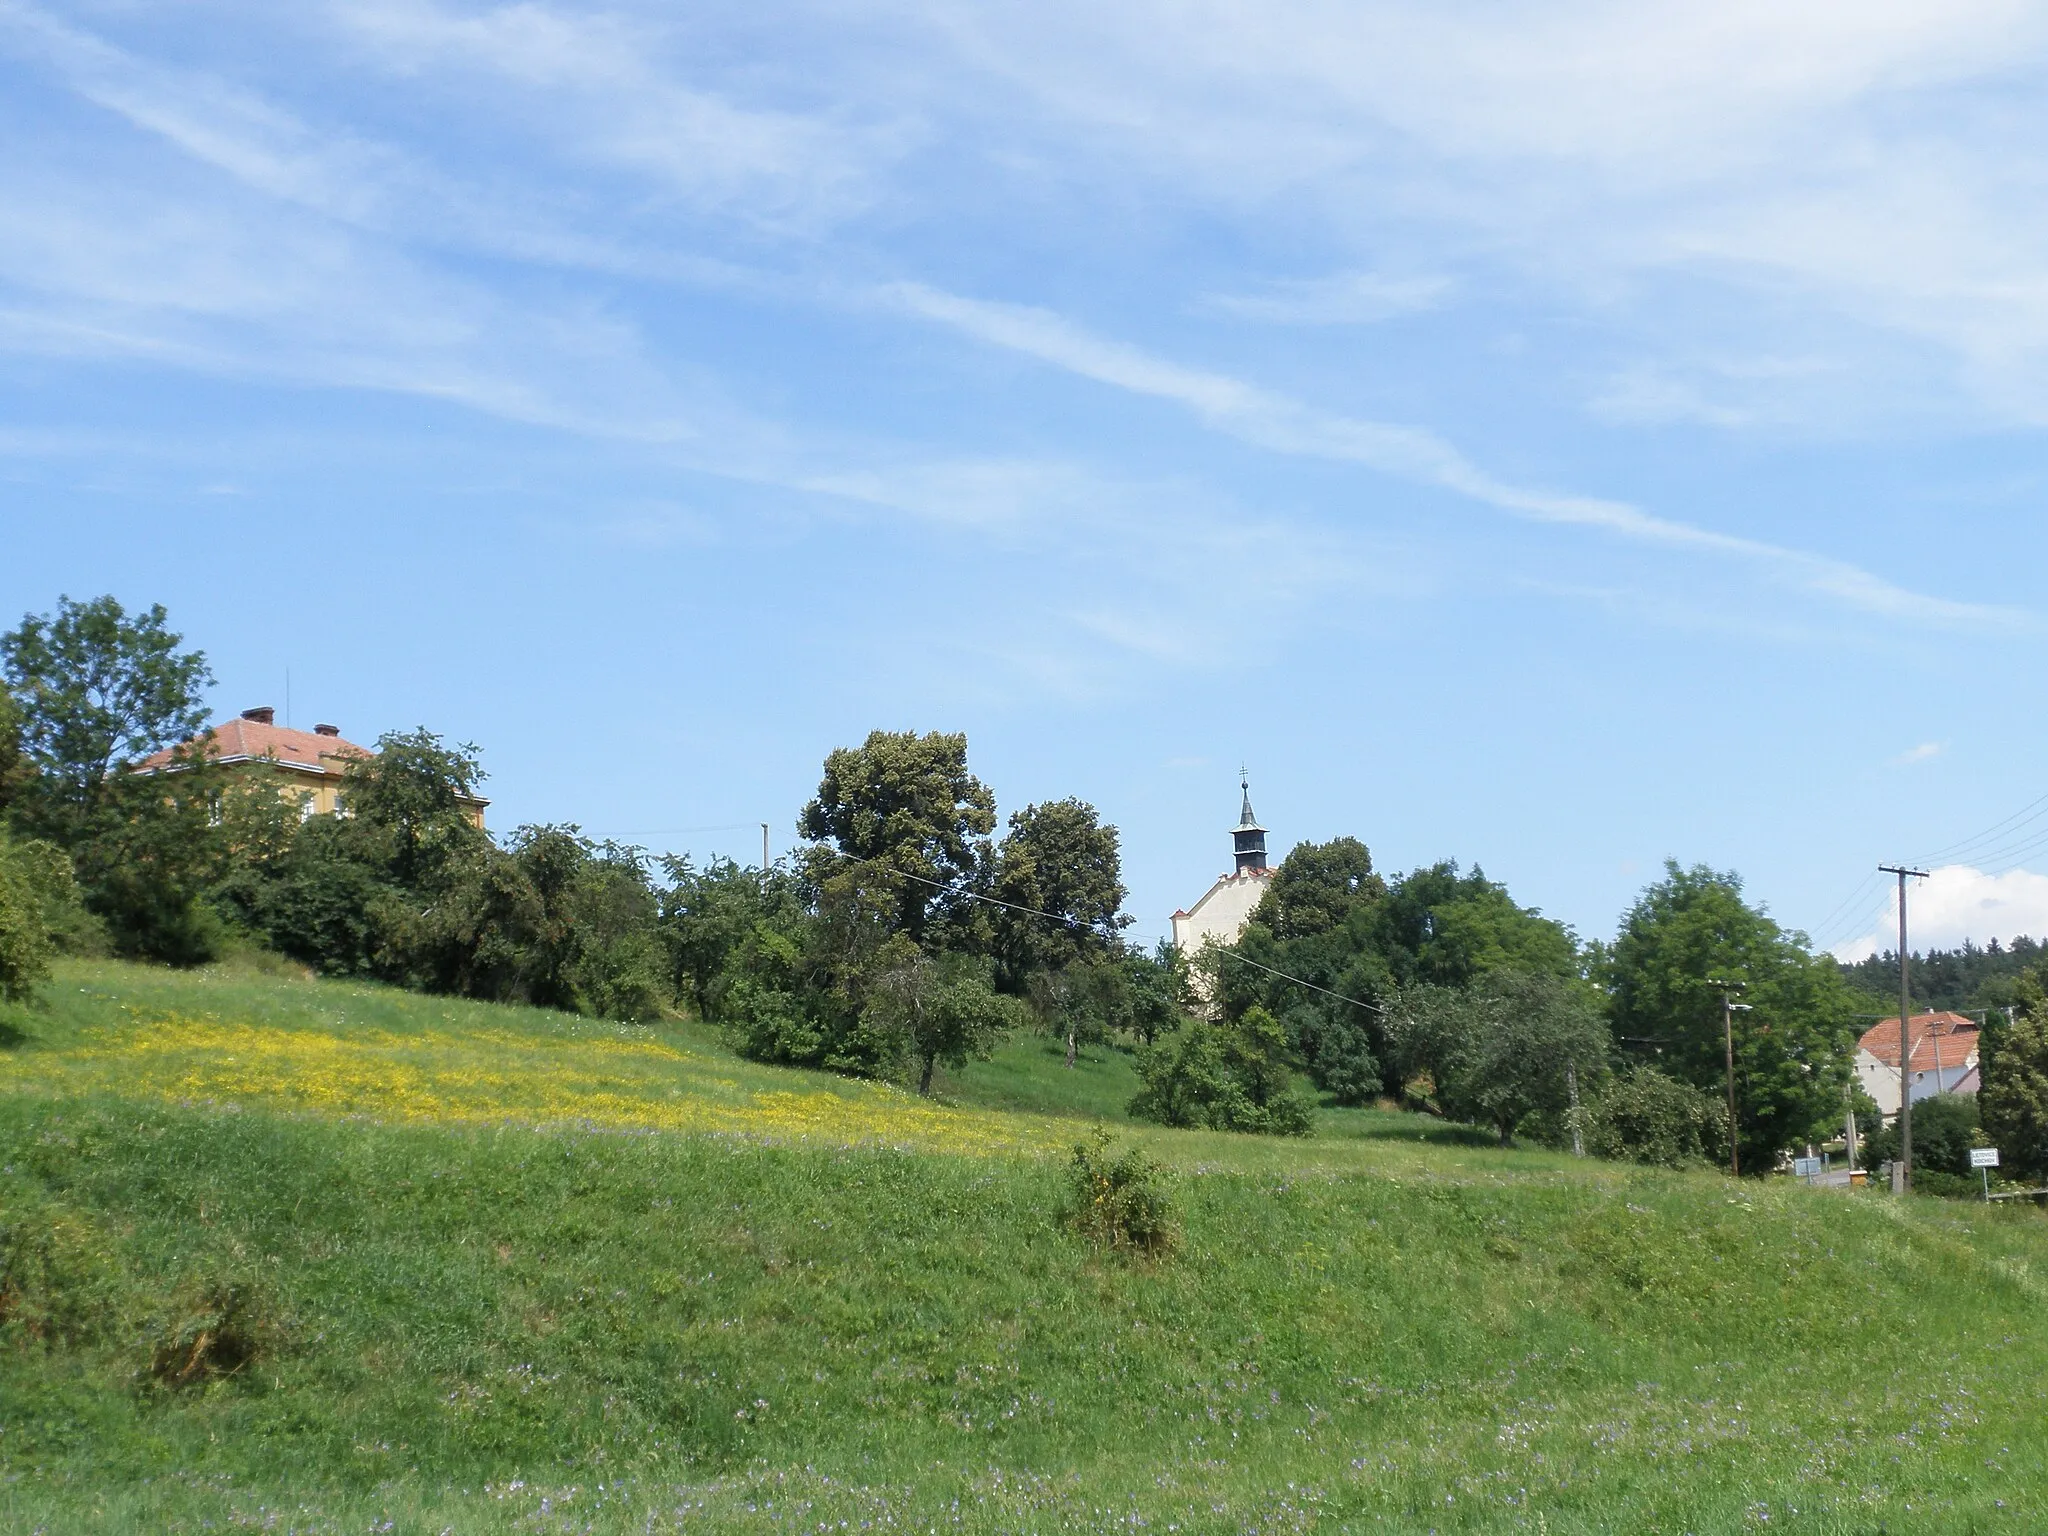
[5,0,2048,958]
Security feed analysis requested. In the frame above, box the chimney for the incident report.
[314,723,340,737]
[241,706,275,725]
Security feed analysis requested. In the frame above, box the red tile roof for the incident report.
[136,716,370,776]
[1857,1011,1980,1074]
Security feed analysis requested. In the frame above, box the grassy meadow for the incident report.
[3,960,2046,1532]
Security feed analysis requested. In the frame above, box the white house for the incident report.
[1854,1010,1980,1121]
[1171,776,1276,962]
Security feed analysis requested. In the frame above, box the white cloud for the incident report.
[890,281,2024,629]
[1893,741,1944,765]
[1202,270,1450,325]
[325,0,895,229]
[1833,863,2048,960]
[903,2,2048,426]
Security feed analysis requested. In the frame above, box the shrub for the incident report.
[1286,1003,1380,1106]
[1862,1093,1981,1179]
[1575,1066,1728,1169]
[1128,1013,1315,1136]
[1065,1133,1176,1258]
[146,1277,277,1389]
[0,836,53,1003]
[0,1200,126,1348]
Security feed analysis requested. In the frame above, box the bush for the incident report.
[1286,1003,1380,1106]
[0,836,54,1003]
[146,1277,277,1389]
[0,1199,126,1348]
[1862,1093,1981,1179]
[1128,1012,1315,1136]
[1065,1133,1176,1258]
[1575,1066,1729,1169]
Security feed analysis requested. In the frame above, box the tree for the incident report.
[1,595,212,838]
[0,832,65,1002]
[1128,1007,1315,1136]
[1025,958,1125,1069]
[991,798,1129,983]
[1981,969,2048,1181]
[0,687,31,820]
[862,946,1019,1095]
[1250,836,1381,940]
[1863,1092,1981,1181]
[659,855,806,1017]
[69,763,228,964]
[242,814,387,977]
[560,842,668,1022]
[1385,971,1608,1144]
[1117,944,1186,1048]
[1575,1067,1728,1169]
[337,728,488,891]
[798,731,995,948]
[1603,861,1858,1173]
[1216,857,1579,1100]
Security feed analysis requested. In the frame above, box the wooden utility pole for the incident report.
[761,823,771,874]
[1879,865,1928,1194]
[1708,978,1749,1176]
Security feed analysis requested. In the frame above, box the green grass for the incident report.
[939,1029,1145,1120]
[3,960,2047,1532]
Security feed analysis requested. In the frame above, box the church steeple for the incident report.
[1231,768,1267,874]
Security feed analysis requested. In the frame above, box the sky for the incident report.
[4,0,2048,960]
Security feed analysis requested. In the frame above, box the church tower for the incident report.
[1170,772,1278,968]
[1232,771,1268,875]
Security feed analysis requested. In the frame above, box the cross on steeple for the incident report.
[1232,770,1267,873]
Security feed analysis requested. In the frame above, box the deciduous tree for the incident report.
[1386,971,1608,1144]
[863,945,1019,1095]
[799,731,996,949]
[1981,969,2048,1180]
[1250,836,1381,940]
[1603,861,1857,1172]
[1,595,212,837]
[992,797,1129,983]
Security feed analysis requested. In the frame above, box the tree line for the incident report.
[10,594,2048,1181]
[1840,934,2046,1013]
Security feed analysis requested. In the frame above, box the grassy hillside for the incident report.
[3,961,2046,1532]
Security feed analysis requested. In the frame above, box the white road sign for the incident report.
[1792,1156,1822,1177]
[1971,1147,2001,1169]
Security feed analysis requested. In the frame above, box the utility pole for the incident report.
[761,823,771,874]
[1879,865,1928,1194]
[1708,978,1750,1177]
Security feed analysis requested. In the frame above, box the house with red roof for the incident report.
[1854,1010,1979,1121]
[136,706,488,829]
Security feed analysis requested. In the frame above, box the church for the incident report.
[1170,775,1275,954]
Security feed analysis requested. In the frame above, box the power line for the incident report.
[1971,823,2048,877]
[840,855,1386,1015]
[1806,869,1889,952]
[1210,948,1387,1015]
[1911,790,2048,867]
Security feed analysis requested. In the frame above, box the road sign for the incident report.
[1971,1147,2001,1169]
[1792,1155,1822,1178]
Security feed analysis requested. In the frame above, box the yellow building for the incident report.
[138,706,488,829]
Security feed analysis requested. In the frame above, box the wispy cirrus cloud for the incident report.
[1200,270,1450,325]
[325,0,900,231]
[888,281,2023,630]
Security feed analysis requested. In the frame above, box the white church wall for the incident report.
[1171,870,1273,957]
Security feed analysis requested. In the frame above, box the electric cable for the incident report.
[826,852,1386,1015]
